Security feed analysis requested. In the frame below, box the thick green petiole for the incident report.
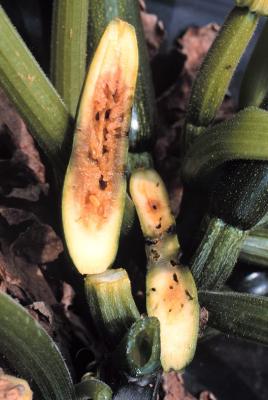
[190,217,247,289]
[115,317,161,377]
[75,375,112,400]
[84,269,140,346]
[199,290,268,345]
[88,0,155,151]
[51,0,89,118]
[239,20,268,109]
[183,107,268,183]
[130,169,199,372]
[240,226,268,267]
[0,291,74,400]
[0,6,73,174]
[184,7,258,149]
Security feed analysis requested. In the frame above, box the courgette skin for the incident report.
[88,0,155,151]
[210,160,268,230]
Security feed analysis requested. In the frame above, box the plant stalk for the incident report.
[51,0,89,118]
[0,6,73,174]
[184,6,258,149]
[183,107,268,183]
[84,269,140,346]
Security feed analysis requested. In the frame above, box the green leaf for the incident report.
[0,291,75,400]
[51,0,89,117]
[199,290,268,345]
[183,107,268,183]
[0,6,73,174]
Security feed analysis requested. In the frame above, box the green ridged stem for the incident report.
[75,376,112,400]
[183,107,268,183]
[88,0,155,150]
[0,291,75,400]
[199,290,268,344]
[184,7,258,149]
[239,20,268,109]
[51,0,89,118]
[84,269,140,346]
[191,217,247,289]
[0,6,73,174]
[114,317,161,377]
[240,227,268,267]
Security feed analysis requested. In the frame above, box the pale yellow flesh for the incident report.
[62,20,138,275]
[130,168,199,372]
[129,169,175,238]
[0,373,33,400]
[146,263,199,372]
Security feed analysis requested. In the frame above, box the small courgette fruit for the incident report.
[130,169,199,372]
[62,19,138,275]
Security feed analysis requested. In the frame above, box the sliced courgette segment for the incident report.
[130,169,199,372]
[62,19,138,274]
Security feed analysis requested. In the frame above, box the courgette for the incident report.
[210,160,268,230]
[87,0,155,151]
[62,19,138,275]
[190,154,268,288]
[130,169,199,372]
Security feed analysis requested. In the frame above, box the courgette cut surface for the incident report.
[130,169,199,371]
[62,19,138,275]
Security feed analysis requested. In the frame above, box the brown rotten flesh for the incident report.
[62,19,138,275]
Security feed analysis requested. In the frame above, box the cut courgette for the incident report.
[62,19,138,275]
[130,169,199,372]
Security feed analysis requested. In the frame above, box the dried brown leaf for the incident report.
[139,0,165,58]
[162,372,197,400]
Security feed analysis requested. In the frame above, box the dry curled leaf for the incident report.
[162,372,197,400]
[199,391,217,400]
[199,306,209,334]
[0,89,47,201]
[178,24,220,78]
[139,0,165,58]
